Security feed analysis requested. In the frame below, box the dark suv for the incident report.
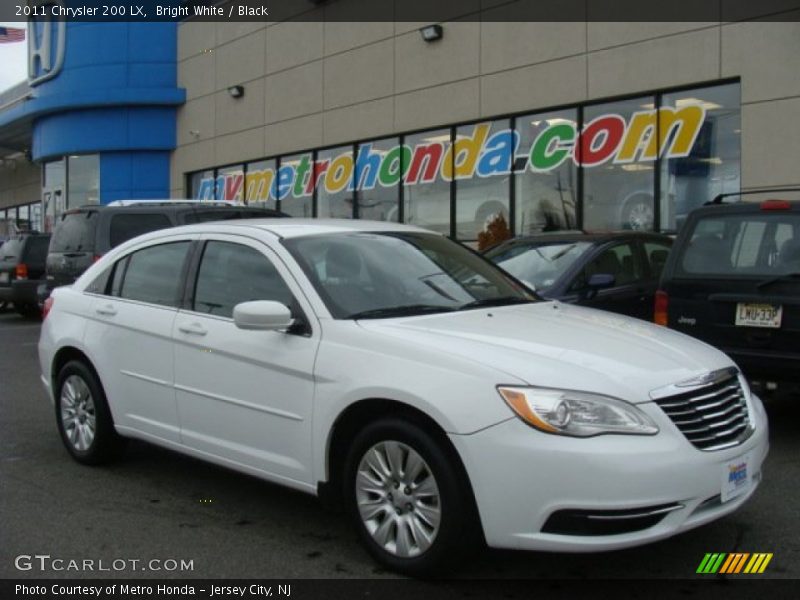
[656,190,800,387]
[46,201,287,289]
[0,233,51,317]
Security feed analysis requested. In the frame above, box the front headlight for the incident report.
[497,386,659,437]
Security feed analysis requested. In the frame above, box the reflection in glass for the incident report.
[245,159,277,210]
[317,146,354,219]
[356,138,399,222]
[515,110,578,235]
[216,165,245,202]
[67,154,100,208]
[660,83,740,231]
[583,97,656,231]
[403,129,451,235]
[278,153,313,218]
[455,120,511,241]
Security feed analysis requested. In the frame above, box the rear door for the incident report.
[47,211,99,288]
[664,208,800,370]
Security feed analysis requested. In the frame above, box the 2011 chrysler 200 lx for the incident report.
[38,219,768,575]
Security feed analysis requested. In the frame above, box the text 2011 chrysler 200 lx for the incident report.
[38,219,768,575]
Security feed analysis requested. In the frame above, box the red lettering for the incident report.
[305,159,330,195]
[223,174,243,200]
[576,115,626,167]
[406,142,444,184]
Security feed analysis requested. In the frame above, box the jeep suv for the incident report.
[46,201,287,289]
[655,190,800,386]
[0,232,51,317]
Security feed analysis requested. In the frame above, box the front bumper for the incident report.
[450,397,769,552]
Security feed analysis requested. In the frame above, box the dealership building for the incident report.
[1,5,799,242]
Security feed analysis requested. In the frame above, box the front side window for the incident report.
[117,242,190,307]
[285,232,536,319]
[193,241,294,318]
[572,243,643,291]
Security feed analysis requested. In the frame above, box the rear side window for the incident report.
[109,213,173,248]
[50,212,97,253]
[679,213,800,277]
[117,242,190,307]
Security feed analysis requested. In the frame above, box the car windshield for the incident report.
[486,241,592,291]
[284,232,537,319]
[679,212,800,278]
[51,212,97,253]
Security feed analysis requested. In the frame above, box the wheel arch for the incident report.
[320,397,484,541]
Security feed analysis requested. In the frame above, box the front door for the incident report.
[172,236,319,487]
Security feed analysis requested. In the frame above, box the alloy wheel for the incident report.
[60,374,97,452]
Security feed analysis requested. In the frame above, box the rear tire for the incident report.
[55,360,126,465]
[343,417,479,576]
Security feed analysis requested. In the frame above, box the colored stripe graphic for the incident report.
[744,553,773,574]
[697,553,727,574]
[720,553,750,574]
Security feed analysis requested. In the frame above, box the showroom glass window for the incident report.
[515,109,578,236]
[356,137,399,222]
[67,154,99,209]
[317,146,354,219]
[217,164,244,202]
[279,153,313,218]
[403,129,451,236]
[43,159,66,232]
[245,159,278,210]
[659,83,741,231]
[17,204,30,231]
[582,96,656,232]
[455,119,511,241]
[190,170,214,200]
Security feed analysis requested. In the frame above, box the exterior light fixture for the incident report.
[228,85,245,99]
[420,24,443,42]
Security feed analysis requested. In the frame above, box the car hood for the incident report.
[357,302,734,404]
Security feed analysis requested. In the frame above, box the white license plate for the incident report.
[735,303,782,328]
[721,453,751,502]
[0,272,8,283]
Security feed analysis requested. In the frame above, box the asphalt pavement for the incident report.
[1,308,799,580]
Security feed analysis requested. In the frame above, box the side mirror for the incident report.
[587,273,616,289]
[233,300,293,331]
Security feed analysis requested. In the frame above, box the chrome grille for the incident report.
[653,371,752,451]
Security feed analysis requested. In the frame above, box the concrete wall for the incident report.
[171,16,800,197]
[0,160,39,210]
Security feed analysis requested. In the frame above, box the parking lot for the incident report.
[1,308,798,580]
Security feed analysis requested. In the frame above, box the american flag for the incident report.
[0,27,25,44]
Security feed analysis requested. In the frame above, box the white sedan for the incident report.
[38,219,768,575]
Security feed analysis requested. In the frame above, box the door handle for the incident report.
[178,322,208,336]
[95,304,117,316]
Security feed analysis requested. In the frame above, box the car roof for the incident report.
[492,230,671,247]
[687,199,800,218]
[63,203,286,215]
[125,219,437,242]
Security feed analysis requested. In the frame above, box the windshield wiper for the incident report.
[756,272,800,289]
[458,296,534,311]
[346,304,458,320]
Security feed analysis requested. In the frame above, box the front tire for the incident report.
[343,418,478,576]
[55,360,126,465]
